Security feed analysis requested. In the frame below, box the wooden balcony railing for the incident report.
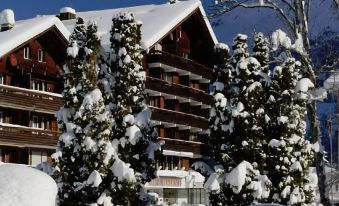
[149,106,208,129]
[147,51,213,80]
[160,137,202,155]
[18,60,59,78]
[0,85,63,114]
[146,76,213,106]
[0,124,59,147]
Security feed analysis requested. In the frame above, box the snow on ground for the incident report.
[0,164,57,206]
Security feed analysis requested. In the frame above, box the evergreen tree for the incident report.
[206,35,271,206]
[231,34,249,68]
[101,12,161,205]
[253,32,270,73]
[53,21,117,206]
[205,32,316,206]
[266,58,316,205]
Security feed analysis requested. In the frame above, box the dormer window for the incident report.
[38,49,45,62]
[23,46,30,59]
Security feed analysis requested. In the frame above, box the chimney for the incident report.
[169,0,178,4]
[0,9,15,32]
[58,7,76,21]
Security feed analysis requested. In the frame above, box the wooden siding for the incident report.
[0,125,58,147]
[147,50,213,80]
[160,137,202,155]
[0,85,63,114]
[146,76,213,105]
[150,106,208,129]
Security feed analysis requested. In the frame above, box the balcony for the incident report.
[160,137,203,156]
[17,59,60,78]
[149,106,208,129]
[146,76,213,106]
[0,84,63,114]
[147,51,213,80]
[0,123,59,147]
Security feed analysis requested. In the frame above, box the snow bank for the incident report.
[0,164,57,206]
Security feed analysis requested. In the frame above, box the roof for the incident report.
[62,0,218,51]
[0,16,70,58]
[324,73,339,90]
[0,0,217,58]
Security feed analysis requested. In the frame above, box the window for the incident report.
[38,49,45,62]
[31,150,47,166]
[24,46,30,59]
[32,80,47,92]
[32,116,44,129]
[0,74,3,84]
[0,111,3,123]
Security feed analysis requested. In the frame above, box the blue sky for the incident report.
[0,0,336,43]
[0,0,165,20]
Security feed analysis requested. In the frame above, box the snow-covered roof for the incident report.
[324,73,339,90]
[61,0,217,50]
[0,16,70,58]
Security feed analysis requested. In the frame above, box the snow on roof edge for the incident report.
[0,16,70,58]
[142,0,218,49]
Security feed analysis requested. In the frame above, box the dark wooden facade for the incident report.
[0,8,215,169]
[0,27,67,165]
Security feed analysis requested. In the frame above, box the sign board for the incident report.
[147,177,182,187]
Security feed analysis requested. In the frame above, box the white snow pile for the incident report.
[0,9,15,25]
[272,29,307,55]
[295,78,314,93]
[214,42,230,52]
[110,158,136,182]
[0,164,57,206]
[295,78,314,100]
[272,29,292,51]
[86,170,102,187]
[225,161,253,194]
[204,172,221,193]
[204,161,271,199]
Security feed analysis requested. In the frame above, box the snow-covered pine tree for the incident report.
[61,17,87,112]
[231,34,249,68]
[266,57,316,205]
[53,21,117,205]
[105,12,161,205]
[253,32,270,74]
[208,43,231,165]
[205,35,271,206]
[52,17,87,205]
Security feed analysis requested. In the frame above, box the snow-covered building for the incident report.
[0,0,216,205]
[0,10,69,165]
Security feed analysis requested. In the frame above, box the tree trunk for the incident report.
[294,1,330,204]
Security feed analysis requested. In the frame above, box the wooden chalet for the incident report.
[0,16,69,165]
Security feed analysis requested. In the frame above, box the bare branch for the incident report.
[306,0,311,22]
[279,0,296,12]
[236,1,295,34]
